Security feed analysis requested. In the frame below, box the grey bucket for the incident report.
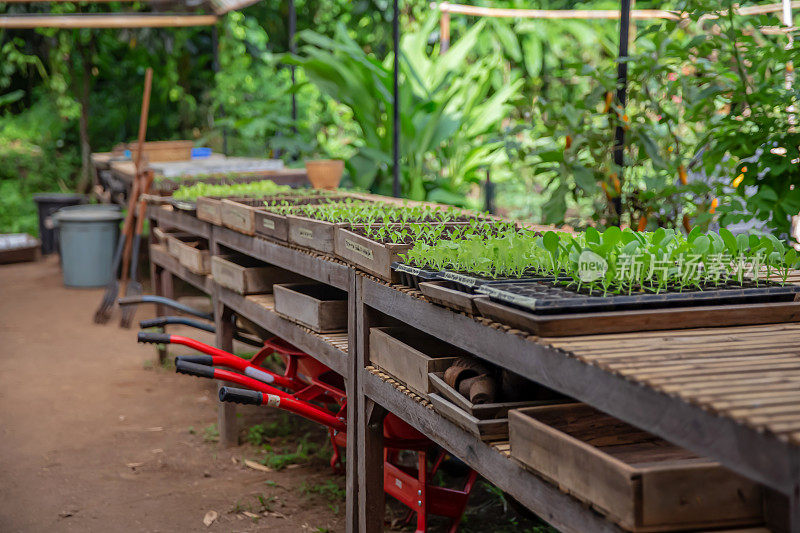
[53,206,124,288]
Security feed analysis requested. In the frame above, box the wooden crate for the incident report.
[166,233,210,274]
[211,254,306,294]
[368,327,468,397]
[113,140,193,162]
[334,228,410,281]
[196,197,223,225]
[220,198,263,235]
[427,371,562,441]
[273,283,348,333]
[255,208,291,241]
[509,403,764,532]
[286,215,346,254]
[0,234,39,264]
[165,232,197,259]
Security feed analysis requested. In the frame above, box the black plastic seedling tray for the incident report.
[476,279,800,315]
[390,262,443,290]
[438,268,559,294]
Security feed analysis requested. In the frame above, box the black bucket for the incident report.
[33,193,87,254]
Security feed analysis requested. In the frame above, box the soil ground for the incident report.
[0,257,547,533]
[0,257,343,533]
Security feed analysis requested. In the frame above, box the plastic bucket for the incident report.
[53,206,123,288]
[33,193,87,254]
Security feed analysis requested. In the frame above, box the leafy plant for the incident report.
[171,179,294,201]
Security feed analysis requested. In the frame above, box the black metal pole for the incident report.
[484,167,494,214]
[612,0,631,222]
[289,0,297,131]
[392,0,401,198]
[212,25,228,156]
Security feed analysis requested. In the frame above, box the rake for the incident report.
[93,67,153,324]
[120,170,154,328]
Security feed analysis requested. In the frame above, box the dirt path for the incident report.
[0,257,343,533]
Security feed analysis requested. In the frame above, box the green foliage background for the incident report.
[1,0,797,239]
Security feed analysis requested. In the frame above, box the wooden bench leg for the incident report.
[215,299,238,448]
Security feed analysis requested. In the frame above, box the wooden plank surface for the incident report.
[148,205,212,238]
[360,277,800,496]
[149,244,212,294]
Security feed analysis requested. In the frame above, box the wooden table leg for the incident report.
[345,271,360,533]
[215,297,238,448]
[357,299,387,533]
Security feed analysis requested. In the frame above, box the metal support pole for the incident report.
[289,0,297,132]
[212,25,228,156]
[392,0,401,198]
[484,167,494,214]
[612,0,631,223]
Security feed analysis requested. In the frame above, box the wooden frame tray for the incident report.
[196,196,224,225]
[335,228,411,281]
[509,403,763,531]
[273,283,348,333]
[428,372,564,441]
[475,297,800,337]
[418,281,487,315]
[368,327,468,397]
[286,215,347,254]
[211,254,306,295]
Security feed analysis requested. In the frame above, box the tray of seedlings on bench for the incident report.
[273,282,348,333]
[402,226,800,336]
[336,217,512,281]
[509,403,764,531]
[428,357,566,441]
[220,191,353,237]
[368,327,470,399]
[211,252,308,295]
[168,179,294,224]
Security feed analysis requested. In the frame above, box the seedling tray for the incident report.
[477,279,800,315]
[220,193,356,236]
[438,269,552,294]
[390,262,442,289]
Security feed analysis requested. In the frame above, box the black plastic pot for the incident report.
[477,280,800,315]
[437,268,554,294]
[33,193,87,254]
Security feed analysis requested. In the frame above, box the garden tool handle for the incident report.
[174,355,213,366]
[119,295,213,320]
[175,359,215,379]
[139,316,215,332]
[218,387,263,406]
[137,331,171,344]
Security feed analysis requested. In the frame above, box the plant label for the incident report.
[578,251,607,283]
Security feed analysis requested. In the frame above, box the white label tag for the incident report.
[395,264,421,276]
[442,271,478,287]
[344,238,374,260]
[261,218,276,230]
[298,228,313,239]
[478,285,537,310]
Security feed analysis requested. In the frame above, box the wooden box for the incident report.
[165,232,197,259]
[166,234,210,274]
[368,327,467,397]
[273,283,348,333]
[509,403,763,532]
[428,371,560,441]
[196,197,223,225]
[334,228,411,281]
[286,215,346,254]
[220,198,263,235]
[211,254,306,295]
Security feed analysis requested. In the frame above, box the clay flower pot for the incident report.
[305,159,344,190]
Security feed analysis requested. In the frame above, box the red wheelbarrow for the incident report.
[138,331,477,532]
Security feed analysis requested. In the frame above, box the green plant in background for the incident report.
[286,13,522,203]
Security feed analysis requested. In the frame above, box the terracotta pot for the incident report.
[305,159,344,190]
